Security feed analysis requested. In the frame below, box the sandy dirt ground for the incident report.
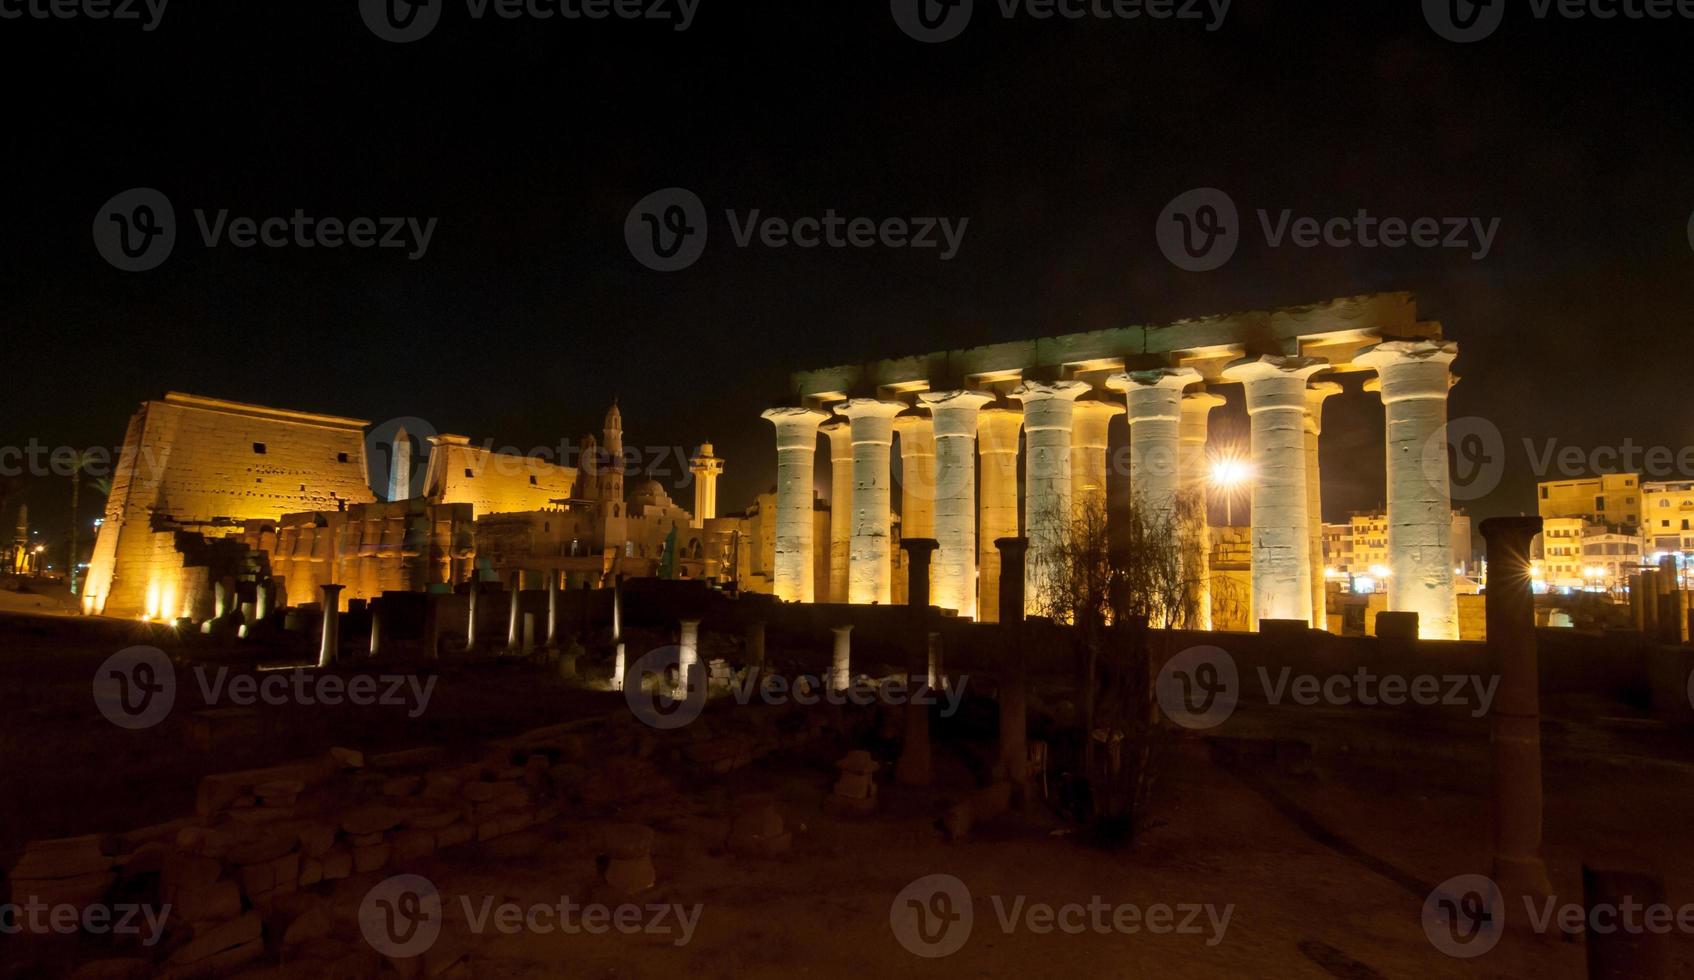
[2,611,1691,978]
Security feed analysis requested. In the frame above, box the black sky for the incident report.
[3,0,1692,554]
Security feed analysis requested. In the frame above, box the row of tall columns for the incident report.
[1017,380,1088,617]
[1357,340,1461,640]
[1222,355,1327,625]
[1304,382,1342,629]
[763,339,1458,639]
[976,405,1023,624]
[921,390,991,619]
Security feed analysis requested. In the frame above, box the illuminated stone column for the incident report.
[318,584,344,668]
[821,416,853,603]
[506,570,524,651]
[919,390,993,618]
[762,407,827,603]
[893,406,937,604]
[840,399,904,605]
[1356,340,1460,640]
[1015,380,1088,617]
[687,443,724,529]
[465,581,481,653]
[1481,516,1553,906]
[1180,389,1225,630]
[1304,382,1342,631]
[678,618,700,699]
[545,571,561,647]
[1069,392,1125,522]
[1108,368,1200,520]
[976,404,1023,623]
[1221,355,1329,626]
[831,625,853,692]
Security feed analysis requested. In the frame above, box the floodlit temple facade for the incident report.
[83,394,728,619]
[765,292,1465,639]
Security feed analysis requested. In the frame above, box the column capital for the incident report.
[1355,337,1458,370]
[1220,354,1330,386]
[1182,388,1227,412]
[1304,381,1344,435]
[1105,365,1201,393]
[892,405,934,429]
[918,389,994,411]
[1481,515,1544,551]
[1072,391,1127,420]
[1011,378,1089,402]
[762,405,828,435]
[1357,339,1458,403]
[838,397,906,420]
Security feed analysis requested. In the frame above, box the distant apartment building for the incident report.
[1537,473,1642,529]
[1641,480,1694,555]
[1323,508,1473,588]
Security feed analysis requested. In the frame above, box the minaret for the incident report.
[688,442,723,528]
[388,427,412,502]
[599,400,627,549]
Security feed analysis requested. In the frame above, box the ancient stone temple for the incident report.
[82,394,377,619]
[84,394,729,619]
[765,293,1462,639]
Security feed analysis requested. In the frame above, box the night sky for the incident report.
[4,0,1692,559]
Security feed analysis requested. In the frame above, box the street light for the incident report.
[1209,452,1253,527]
